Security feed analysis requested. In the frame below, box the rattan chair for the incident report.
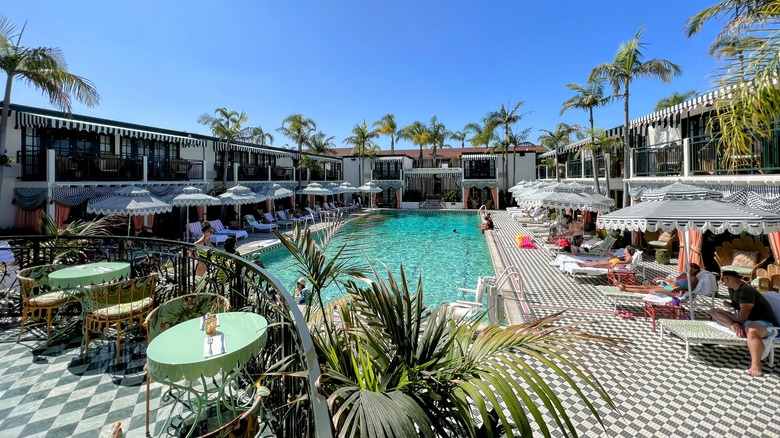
[17,264,69,342]
[83,274,157,362]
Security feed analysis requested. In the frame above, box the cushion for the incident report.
[90,297,153,319]
[732,250,759,268]
[721,265,754,276]
[658,232,673,242]
[27,291,72,306]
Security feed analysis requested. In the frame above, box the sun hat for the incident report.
[297,277,306,286]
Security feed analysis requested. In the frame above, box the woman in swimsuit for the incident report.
[617,263,700,294]
[576,246,635,268]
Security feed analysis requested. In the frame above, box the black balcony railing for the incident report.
[1,235,331,437]
[584,155,606,178]
[566,160,582,178]
[634,142,684,176]
[372,170,401,180]
[148,159,204,181]
[20,153,204,182]
[463,169,495,179]
[689,135,780,175]
[17,151,45,181]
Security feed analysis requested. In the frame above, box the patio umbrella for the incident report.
[87,185,173,235]
[258,183,295,213]
[339,181,359,204]
[640,181,723,202]
[357,181,383,208]
[171,186,220,240]
[597,200,780,317]
[296,182,334,210]
[219,185,265,229]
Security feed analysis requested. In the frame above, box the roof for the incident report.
[331,144,544,159]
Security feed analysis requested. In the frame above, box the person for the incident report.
[223,236,239,256]
[452,229,458,233]
[480,213,494,234]
[616,263,701,294]
[710,270,779,377]
[576,246,635,268]
[294,277,310,305]
[191,221,214,276]
[565,215,583,239]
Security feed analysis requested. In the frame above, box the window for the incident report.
[23,127,42,154]
[100,134,114,154]
[121,137,150,158]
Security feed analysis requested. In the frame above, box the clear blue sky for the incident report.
[4,1,720,150]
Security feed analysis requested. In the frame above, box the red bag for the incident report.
[555,238,570,247]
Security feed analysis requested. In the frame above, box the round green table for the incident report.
[48,261,131,289]
[146,311,268,437]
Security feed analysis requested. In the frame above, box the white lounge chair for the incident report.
[567,250,645,284]
[187,222,228,245]
[278,210,308,226]
[265,212,292,229]
[209,219,249,240]
[243,215,278,233]
[678,269,720,310]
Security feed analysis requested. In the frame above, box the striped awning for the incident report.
[14,111,206,147]
[214,142,298,158]
[461,154,495,161]
[630,89,726,127]
[373,156,404,162]
[404,168,462,178]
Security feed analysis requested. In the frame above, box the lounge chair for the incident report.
[566,250,644,284]
[449,276,491,320]
[243,215,278,233]
[278,210,308,226]
[265,212,292,229]
[210,219,249,240]
[677,269,720,310]
[595,285,647,312]
[659,291,780,365]
[187,222,229,245]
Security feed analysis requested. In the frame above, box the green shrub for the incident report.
[442,189,461,202]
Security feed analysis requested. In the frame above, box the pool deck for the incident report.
[0,209,778,436]
[484,210,780,437]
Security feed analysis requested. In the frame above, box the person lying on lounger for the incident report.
[615,263,700,294]
[576,246,635,268]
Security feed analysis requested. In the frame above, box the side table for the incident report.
[643,294,685,331]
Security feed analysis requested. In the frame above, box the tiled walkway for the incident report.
[1,210,779,437]
[485,210,780,437]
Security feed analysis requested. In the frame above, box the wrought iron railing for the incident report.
[372,170,401,180]
[21,153,204,182]
[1,235,331,437]
[633,141,684,176]
[566,160,582,178]
[583,155,606,178]
[689,134,780,175]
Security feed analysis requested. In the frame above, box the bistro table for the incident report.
[146,311,268,437]
[48,261,131,289]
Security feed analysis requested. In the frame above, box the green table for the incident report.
[146,312,268,437]
[48,261,131,289]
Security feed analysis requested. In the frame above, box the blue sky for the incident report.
[4,1,721,150]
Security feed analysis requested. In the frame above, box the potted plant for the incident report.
[0,154,12,168]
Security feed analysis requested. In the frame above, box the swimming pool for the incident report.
[255,210,494,307]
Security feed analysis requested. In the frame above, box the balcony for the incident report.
[372,170,401,180]
[634,141,684,177]
[19,152,204,182]
[463,169,495,179]
[566,160,582,178]
[215,165,294,182]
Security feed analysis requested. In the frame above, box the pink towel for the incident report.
[520,237,537,249]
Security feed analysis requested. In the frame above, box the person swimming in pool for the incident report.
[616,263,701,295]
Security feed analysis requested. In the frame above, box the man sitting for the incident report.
[710,270,779,377]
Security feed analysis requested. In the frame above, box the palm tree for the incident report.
[278,114,317,195]
[584,127,624,195]
[485,102,528,193]
[372,114,399,154]
[398,120,431,165]
[309,131,337,155]
[590,28,682,206]
[0,15,100,164]
[686,2,779,172]
[538,123,580,182]
[450,130,467,149]
[197,108,251,188]
[276,219,620,437]
[538,157,557,179]
[560,79,612,193]
[426,116,451,166]
[654,90,698,111]
[245,126,274,146]
[464,121,497,150]
[343,121,379,187]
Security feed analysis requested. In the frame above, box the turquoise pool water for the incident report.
[255,211,494,307]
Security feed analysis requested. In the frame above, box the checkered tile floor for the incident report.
[487,211,780,437]
[1,211,779,437]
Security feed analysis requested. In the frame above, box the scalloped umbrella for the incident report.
[171,186,221,240]
[87,185,173,235]
[258,183,295,214]
[640,181,723,201]
[357,181,383,208]
[597,199,780,317]
[219,185,266,230]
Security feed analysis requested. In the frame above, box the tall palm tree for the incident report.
[686,2,780,172]
[464,121,497,150]
[485,102,528,192]
[278,114,317,194]
[343,121,379,186]
[538,123,580,182]
[450,130,467,149]
[0,15,100,163]
[398,120,431,165]
[561,79,612,193]
[590,28,682,206]
[584,127,624,195]
[245,126,274,146]
[372,113,399,154]
[309,131,337,155]
[197,108,251,187]
[426,116,451,166]
[654,90,698,111]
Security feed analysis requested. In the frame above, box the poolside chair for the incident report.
[243,214,278,233]
[449,276,490,320]
[83,274,157,363]
[607,251,645,286]
[210,219,249,240]
[187,221,229,245]
[278,209,308,226]
[143,293,231,436]
[328,201,349,213]
[595,285,647,312]
[677,269,720,309]
[17,264,69,341]
[265,211,292,229]
[660,291,780,365]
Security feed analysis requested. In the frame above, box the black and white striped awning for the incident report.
[630,89,726,127]
[373,156,404,162]
[213,142,298,158]
[461,154,495,161]
[14,111,207,146]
